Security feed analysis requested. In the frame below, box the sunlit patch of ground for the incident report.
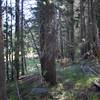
[7,59,100,100]
[51,63,100,100]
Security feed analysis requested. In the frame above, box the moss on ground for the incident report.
[7,60,100,100]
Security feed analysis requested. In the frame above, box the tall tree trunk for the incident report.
[10,0,14,80]
[80,0,97,55]
[87,0,97,50]
[80,0,86,55]
[91,0,97,42]
[6,0,9,80]
[21,0,25,75]
[70,0,74,61]
[15,0,20,79]
[39,1,57,86]
[0,0,7,99]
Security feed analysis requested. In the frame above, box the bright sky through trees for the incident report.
[3,0,37,19]
[2,0,37,33]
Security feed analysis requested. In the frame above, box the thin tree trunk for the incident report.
[0,0,7,99]
[10,0,14,80]
[21,0,25,75]
[70,1,74,61]
[6,0,9,80]
[80,0,86,55]
[15,0,20,79]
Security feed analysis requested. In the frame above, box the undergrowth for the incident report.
[7,59,100,100]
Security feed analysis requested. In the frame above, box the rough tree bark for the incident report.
[39,1,57,86]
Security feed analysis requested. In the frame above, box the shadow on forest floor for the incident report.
[55,63,100,100]
[7,61,100,100]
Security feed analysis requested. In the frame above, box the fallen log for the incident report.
[93,78,100,91]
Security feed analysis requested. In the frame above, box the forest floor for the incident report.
[7,59,100,100]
